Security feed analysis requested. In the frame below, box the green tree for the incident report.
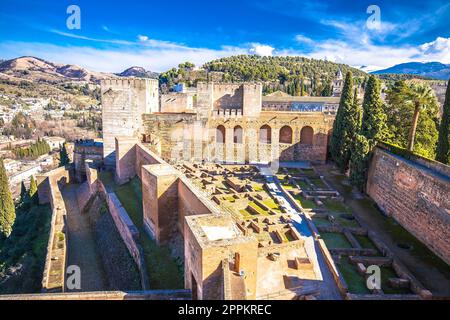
[20,181,28,204]
[436,79,450,165]
[405,84,438,151]
[59,143,70,167]
[361,75,389,142]
[0,158,15,238]
[349,135,371,191]
[385,81,439,158]
[329,71,360,171]
[29,175,38,205]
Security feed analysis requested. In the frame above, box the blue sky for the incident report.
[0,0,449,72]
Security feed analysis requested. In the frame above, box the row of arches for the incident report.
[216,125,314,145]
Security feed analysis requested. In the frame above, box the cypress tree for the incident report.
[349,135,371,191]
[436,79,450,165]
[330,71,359,171]
[361,75,388,143]
[0,158,16,238]
[59,143,70,167]
[20,181,28,203]
[29,175,38,205]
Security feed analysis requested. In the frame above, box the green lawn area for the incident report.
[310,178,327,189]
[262,198,281,213]
[381,266,412,294]
[248,202,270,216]
[354,235,379,251]
[114,177,184,289]
[321,232,353,248]
[337,257,371,294]
[98,171,114,189]
[297,179,310,190]
[335,214,361,228]
[294,193,318,209]
[312,217,331,227]
[280,181,294,190]
[323,199,348,212]
[239,209,255,220]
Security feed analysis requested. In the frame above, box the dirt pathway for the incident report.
[62,184,107,292]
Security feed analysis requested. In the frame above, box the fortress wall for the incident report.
[160,92,193,113]
[367,147,450,265]
[177,177,216,235]
[37,166,71,292]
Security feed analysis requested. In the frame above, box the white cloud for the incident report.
[419,37,450,61]
[248,43,274,56]
[0,41,248,73]
[295,34,314,45]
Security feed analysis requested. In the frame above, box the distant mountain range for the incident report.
[0,56,158,83]
[372,62,450,80]
[117,66,158,79]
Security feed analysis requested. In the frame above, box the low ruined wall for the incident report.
[367,147,450,266]
[37,166,71,293]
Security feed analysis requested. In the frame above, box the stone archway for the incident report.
[259,125,272,143]
[300,126,314,145]
[216,125,226,143]
[234,125,243,144]
[279,125,293,144]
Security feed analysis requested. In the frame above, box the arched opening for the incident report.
[216,125,226,143]
[233,125,243,144]
[259,125,272,144]
[279,126,293,144]
[300,126,314,145]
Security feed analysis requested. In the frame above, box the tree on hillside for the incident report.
[436,79,450,165]
[59,143,70,167]
[29,175,38,205]
[361,75,389,143]
[385,81,439,158]
[20,181,28,204]
[330,71,360,171]
[0,158,16,238]
[349,135,371,191]
[405,84,438,152]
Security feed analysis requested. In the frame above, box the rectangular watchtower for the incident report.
[101,78,159,166]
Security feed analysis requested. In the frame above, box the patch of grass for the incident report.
[354,235,378,251]
[262,199,281,213]
[337,257,370,294]
[312,217,331,227]
[98,171,114,188]
[321,232,352,249]
[323,199,348,212]
[310,178,327,189]
[248,202,270,216]
[294,193,318,209]
[297,180,310,190]
[380,266,412,295]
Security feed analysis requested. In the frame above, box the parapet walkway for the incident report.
[62,184,107,292]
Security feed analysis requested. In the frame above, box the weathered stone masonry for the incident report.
[367,147,450,265]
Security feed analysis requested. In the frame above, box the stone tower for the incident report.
[332,69,344,97]
[101,78,159,166]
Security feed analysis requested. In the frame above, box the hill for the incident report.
[117,66,158,79]
[160,55,368,96]
[372,62,450,80]
[0,56,116,83]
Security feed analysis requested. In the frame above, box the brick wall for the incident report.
[367,147,450,265]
